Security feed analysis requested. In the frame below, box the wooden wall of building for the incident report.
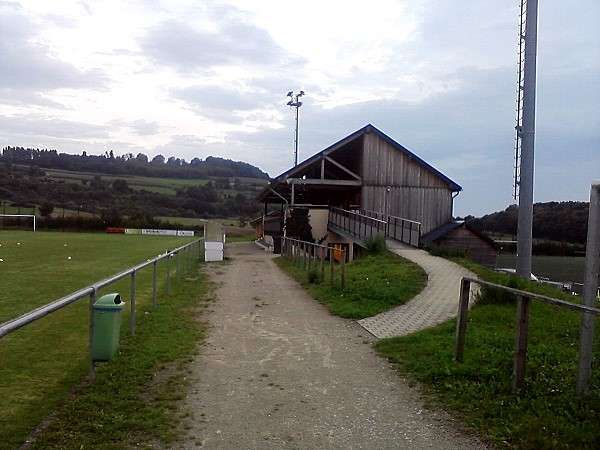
[360,131,455,235]
[435,227,498,269]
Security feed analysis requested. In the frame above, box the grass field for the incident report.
[44,168,210,195]
[0,230,199,449]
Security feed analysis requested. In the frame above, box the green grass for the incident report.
[27,269,210,449]
[275,250,427,319]
[0,231,200,449]
[374,259,600,449]
[44,168,209,193]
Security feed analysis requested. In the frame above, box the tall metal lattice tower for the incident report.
[513,0,527,200]
[514,0,538,282]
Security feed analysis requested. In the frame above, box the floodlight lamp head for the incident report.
[299,90,305,96]
[287,91,293,97]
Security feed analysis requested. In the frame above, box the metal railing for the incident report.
[455,276,600,396]
[281,237,346,288]
[330,208,421,247]
[0,239,204,381]
[328,207,387,243]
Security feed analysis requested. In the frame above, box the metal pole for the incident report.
[130,271,136,335]
[166,254,171,294]
[88,289,97,382]
[516,0,538,281]
[294,103,299,166]
[153,260,158,308]
[577,181,600,396]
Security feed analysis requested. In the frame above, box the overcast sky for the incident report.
[1,0,598,217]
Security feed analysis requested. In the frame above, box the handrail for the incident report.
[329,207,421,247]
[0,238,204,381]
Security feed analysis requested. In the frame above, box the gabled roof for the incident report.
[257,124,462,203]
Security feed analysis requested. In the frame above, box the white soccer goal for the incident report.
[0,214,36,231]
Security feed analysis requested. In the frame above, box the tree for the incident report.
[112,179,130,193]
[39,203,54,217]
[151,154,165,164]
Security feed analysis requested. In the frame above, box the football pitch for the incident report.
[0,230,198,448]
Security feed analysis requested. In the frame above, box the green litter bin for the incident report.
[92,293,125,361]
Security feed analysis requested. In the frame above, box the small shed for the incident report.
[420,221,500,269]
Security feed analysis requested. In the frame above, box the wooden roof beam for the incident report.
[286,178,362,186]
[324,156,361,180]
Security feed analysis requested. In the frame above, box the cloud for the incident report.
[0,2,109,99]
[140,7,294,74]
[130,119,160,136]
[0,113,109,140]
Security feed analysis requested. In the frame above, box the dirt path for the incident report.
[174,242,491,449]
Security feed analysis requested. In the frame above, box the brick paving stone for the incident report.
[358,240,479,339]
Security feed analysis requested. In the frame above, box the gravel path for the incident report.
[174,242,491,449]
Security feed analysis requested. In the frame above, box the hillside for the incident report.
[467,201,589,245]
[0,146,270,228]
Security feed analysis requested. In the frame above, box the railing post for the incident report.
[88,288,97,382]
[340,250,346,288]
[153,259,158,308]
[320,246,325,282]
[512,294,531,392]
[176,250,181,283]
[130,270,136,336]
[330,247,335,285]
[577,180,600,396]
[166,254,171,294]
[303,242,308,271]
[454,278,471,361]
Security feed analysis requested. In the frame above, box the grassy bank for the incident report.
[375,260,600,449]
[278,247,599,447]
[27,270,210,449]
[275,250,427,319]
[0,231,201,449]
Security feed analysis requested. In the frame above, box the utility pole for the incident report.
[286,90,305,167]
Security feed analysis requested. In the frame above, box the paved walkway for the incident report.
[358,240,478,338]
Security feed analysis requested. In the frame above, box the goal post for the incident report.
[0,214,36,231]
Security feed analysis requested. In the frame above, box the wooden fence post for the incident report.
[577,180,600,396]
[512,294,531,392]
[340,251,346,288]
[320,246,325,283]
[454,278,471,361]
[329,248,334,285]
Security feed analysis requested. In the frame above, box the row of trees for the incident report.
[1,146,270,180]
[467,201,590,245]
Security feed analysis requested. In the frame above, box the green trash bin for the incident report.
[92,293,125,361]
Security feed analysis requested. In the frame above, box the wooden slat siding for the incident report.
[360,132,454,235]
[435,227,498,269]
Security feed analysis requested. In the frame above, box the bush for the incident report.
[307,269,321,284]
[364,234,387,255]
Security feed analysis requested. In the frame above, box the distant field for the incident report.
[44,168,209,195]
[496,254,589,285]
[0,230,199,448]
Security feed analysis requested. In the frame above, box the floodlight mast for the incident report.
[287,90,304,166]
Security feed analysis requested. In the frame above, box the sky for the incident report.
[1,0,598,217]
